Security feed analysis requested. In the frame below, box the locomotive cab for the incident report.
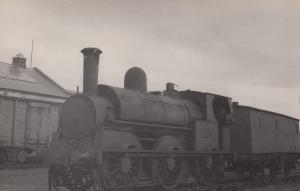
[180,90,233,152]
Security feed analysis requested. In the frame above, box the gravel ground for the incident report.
[245,184,300,191]
[0,168,49,191]
[1,168,300,191]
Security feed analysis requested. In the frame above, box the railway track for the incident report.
[46,163,300,191]
[118,168,300,191]
[2,165,300,191]
[198,169,300,191]
[0,163,47,170]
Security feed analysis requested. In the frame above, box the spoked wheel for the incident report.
[192,158,206,183]
[250,169,264,186]
[17,150,27,164]
[101,153,141,189]
[269,167,283,184]
[64,165,93,191]
[193,156,217,185]
[152,156,184,190]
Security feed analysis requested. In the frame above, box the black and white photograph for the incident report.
[0,0,300,191]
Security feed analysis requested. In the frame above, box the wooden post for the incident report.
[10,99,17,147]
[24,102,30,147]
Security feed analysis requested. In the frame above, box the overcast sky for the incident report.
[1,0,300,118]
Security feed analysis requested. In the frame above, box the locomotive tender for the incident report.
[49,47,300,191]
[230,104,300,177]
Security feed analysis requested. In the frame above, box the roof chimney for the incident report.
[233,102,239,106]
[81,47,102,95]
[12,53,26,68]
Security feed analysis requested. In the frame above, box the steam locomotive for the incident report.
[48,47,300,191]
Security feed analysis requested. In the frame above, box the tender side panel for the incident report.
[230,107,252,153]
[250,110,299,153]
[0,98,14,146]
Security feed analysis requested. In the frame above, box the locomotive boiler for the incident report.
[48,47,234,191]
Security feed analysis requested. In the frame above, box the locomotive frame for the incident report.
[48,47,300,191]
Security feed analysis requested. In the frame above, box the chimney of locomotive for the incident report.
[81,47,102,94]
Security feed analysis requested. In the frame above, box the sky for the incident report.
[0,0,300,118]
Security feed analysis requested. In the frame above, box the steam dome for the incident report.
[124,66,147,93]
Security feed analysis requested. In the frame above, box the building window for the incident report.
[257,117,262,129]
[275,119,278,130]
[296,124,300,134]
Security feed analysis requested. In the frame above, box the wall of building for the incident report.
[0,96,61,148]
[0,98,14,146]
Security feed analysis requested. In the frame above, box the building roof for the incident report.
[0,61,71,98]
[234,104,299,121]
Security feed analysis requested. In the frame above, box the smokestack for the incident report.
[81,47,102,94]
